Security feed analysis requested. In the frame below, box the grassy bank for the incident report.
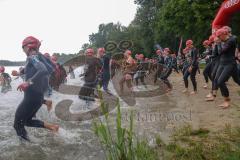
[93,93,240,160]
[157,125,240,160]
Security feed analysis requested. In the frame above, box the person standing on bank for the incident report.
[214,28,240,108]
[97,48,111,94]
[182,40,199,95]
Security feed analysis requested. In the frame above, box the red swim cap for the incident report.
[22,36,41,50]
[186,40,193,46]
[164,48,170,53]
[125,50,132,55]
[139,54,144,59]
[216,28,228,37]
[0,66,5,73]
[98,48,105,53]
[203,40,210,46]
[208,35,215,43]
[86,48,94,56]
[156,49,162,54]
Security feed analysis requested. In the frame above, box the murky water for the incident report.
[0,67,104,160]
[0,67,191,160]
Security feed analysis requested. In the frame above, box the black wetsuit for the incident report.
[202,47,213,84]
[178,54,186,74]
[161,56,173,89]
[214,36,240,97]
[171,56,179,73]
[69,66,75,79]
[135,60,147,86]
[210,44,221,92]
[14,54,49,141]
[154,55,165,83]
[237,57,240,77]
[183,48,199,91]
[1,72,12,93]
[79,56,101,101]
[100,54,111,91]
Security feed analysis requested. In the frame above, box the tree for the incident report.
[87,0,240,56]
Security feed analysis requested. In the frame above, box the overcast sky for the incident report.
[0,0,137,61]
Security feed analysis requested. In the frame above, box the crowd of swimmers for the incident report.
[200,26,240,108]
[0,25,239,141]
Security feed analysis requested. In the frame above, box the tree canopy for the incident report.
[50,0,240,63]
[86,0,240,57]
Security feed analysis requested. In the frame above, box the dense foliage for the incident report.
[86,0,240,57]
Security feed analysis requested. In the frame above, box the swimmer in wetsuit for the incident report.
[160,48,173,91]
[202,40,212,89]
[213,28,240,108]
[79,48,102,101]
[205,35,221,101]
[14,36,59,141]
[134,54,147,87]
[154,49,165,84]
[182,40,199,95]
[0,66,12,93]
[119,50,137,94]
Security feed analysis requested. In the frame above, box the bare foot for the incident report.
[203,84,208,89]
[190,91,196,95]
[205,96,215,102]
[44,122,59,133]
[182,89,188,93]
[205,93,212,98]
[45,100,53,112]
[50,125,59,133]
[218,101,230,109]
[166,88,171,92]
[166,89,172,94]
[222,104,230,109]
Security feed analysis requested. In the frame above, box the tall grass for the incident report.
[93,98,158,160]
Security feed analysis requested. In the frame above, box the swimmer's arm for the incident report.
[28,56,48,83]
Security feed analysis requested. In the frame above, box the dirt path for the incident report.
[168,71,240,132]
[116,71,240,143]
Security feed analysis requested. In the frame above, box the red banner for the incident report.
[212,0,240,30]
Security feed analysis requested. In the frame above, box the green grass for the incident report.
[93,92,158,160]
[157,125,240,160]
[199,63,206,69]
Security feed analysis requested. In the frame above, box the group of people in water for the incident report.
[0,66,12,93]
[0,25,239,141]
[78,47,111,101]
